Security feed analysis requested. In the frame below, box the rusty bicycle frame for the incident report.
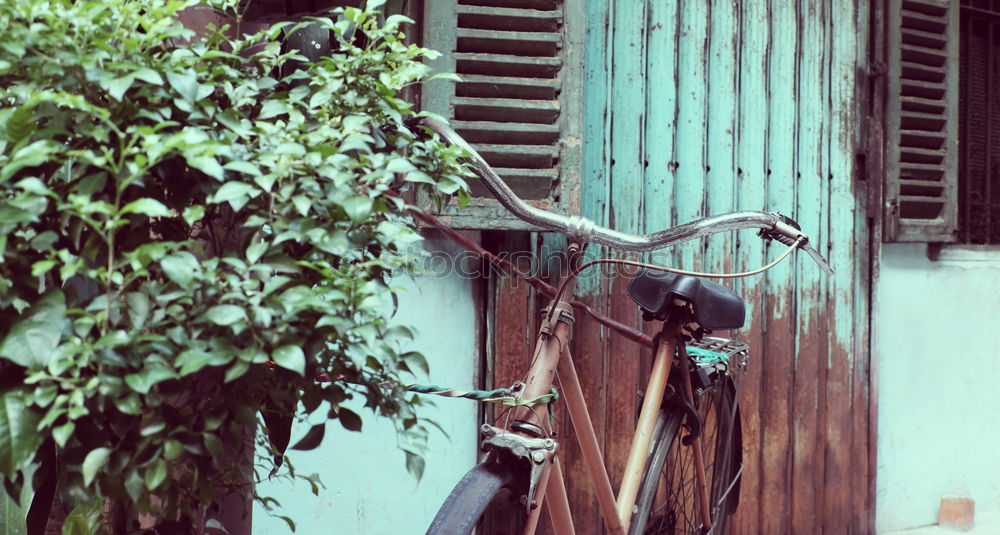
[418,212,725,535]
[497,249,712,535]
[415,117,829,535]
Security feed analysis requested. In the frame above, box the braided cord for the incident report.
[405,384,559,407]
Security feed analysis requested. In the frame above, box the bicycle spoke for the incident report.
[640,380,736,535]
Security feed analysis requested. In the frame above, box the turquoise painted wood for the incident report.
[792,2,828,534]
[642,1,678,263]
[673,0,709,271]
[565,2,873,534]
[732,2,770,533]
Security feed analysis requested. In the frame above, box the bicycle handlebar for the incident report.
[415,117,833,274]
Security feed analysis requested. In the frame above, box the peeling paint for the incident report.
[567,1,872,533]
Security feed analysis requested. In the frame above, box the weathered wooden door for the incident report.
[491,1,875,534]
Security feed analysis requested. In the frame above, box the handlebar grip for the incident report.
[759,213,803,243]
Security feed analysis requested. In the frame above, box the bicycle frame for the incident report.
[492,247,716,535]
[413,118,825,535]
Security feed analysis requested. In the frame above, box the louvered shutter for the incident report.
[884,0,959,242]
[421,0,582,229]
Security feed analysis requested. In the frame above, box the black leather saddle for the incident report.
[626,269,746,330]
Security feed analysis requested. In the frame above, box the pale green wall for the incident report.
[253,234,480,534]
[876,244,1000,532]
[0,495,26,535]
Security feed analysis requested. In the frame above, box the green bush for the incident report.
[0,0,467,531]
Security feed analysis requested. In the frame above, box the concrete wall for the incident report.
[876,244,1000,532]
[254,234,480,534]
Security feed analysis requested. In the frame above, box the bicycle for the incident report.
[414,117,832,535]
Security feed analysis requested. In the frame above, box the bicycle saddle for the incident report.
[626,269,746,330]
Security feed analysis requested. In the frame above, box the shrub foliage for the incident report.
[0,0,467,531]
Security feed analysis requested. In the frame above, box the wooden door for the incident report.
[490,1,875,534]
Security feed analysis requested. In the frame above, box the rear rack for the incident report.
[688,337,750,374]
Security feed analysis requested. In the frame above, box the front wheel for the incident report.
[628,376,742,535]
[425,462,526,535]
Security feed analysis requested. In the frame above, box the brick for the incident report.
[939,496,975,531]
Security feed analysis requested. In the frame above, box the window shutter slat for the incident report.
[885,0,959,242]
[422,0,582,229]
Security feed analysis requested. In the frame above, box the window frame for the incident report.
[417,0,584,230]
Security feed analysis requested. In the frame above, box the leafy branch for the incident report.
[0,0,469,532]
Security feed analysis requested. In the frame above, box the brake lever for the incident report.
[758,213,834,275]
[800,242,834,275]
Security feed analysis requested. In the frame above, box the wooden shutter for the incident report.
[884,0,959,242]
[421,0,582,229]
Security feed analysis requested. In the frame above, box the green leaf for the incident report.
[0,387,44,476]
[205,305,246,326]
[203,433,224,458]
[246,241,267,264]
[402,351,429,376]
[52,421,75,448]
[386,157,416,173]
[140,417,165,436]
[124,364,177,394]
[29,230,58,251]
[275,142,305,156]
[404,450,425,481]
[145,459,168,490]
[6,100,38,145]
[133,68,163,85]
[167,70,200,103]
[183,205,205,226]
[292,195,311,216]
[187,156,225,181]
[164,439,184,461]
[105,74,136,101]
[309,91,332,109]
[342,195,373,223]
[224,360,250,383]
[223,160,261,176]
[124,469,144,502]
[175,349,214,376]
[214,181,257,201]
[258,100,287,119]
[61,498,103,535]
[217,110,251,138]
[115,393,141,415]
[31,260,57,277]
[290,423,325,451]
[276,516,296,532]
[82,447,110,487]
[160,252,199,289]
[0,290,65,369]
[119,198,170,217]
[271,345,305,376]
[126,292,150,329]
[338,408,362,432]
[1,140,55,183]
[212,181,257,211]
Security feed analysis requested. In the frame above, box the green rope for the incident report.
[686,346,729,364]
[405,383,559,407]
[407,349,723,406]
[404,383,512,401]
